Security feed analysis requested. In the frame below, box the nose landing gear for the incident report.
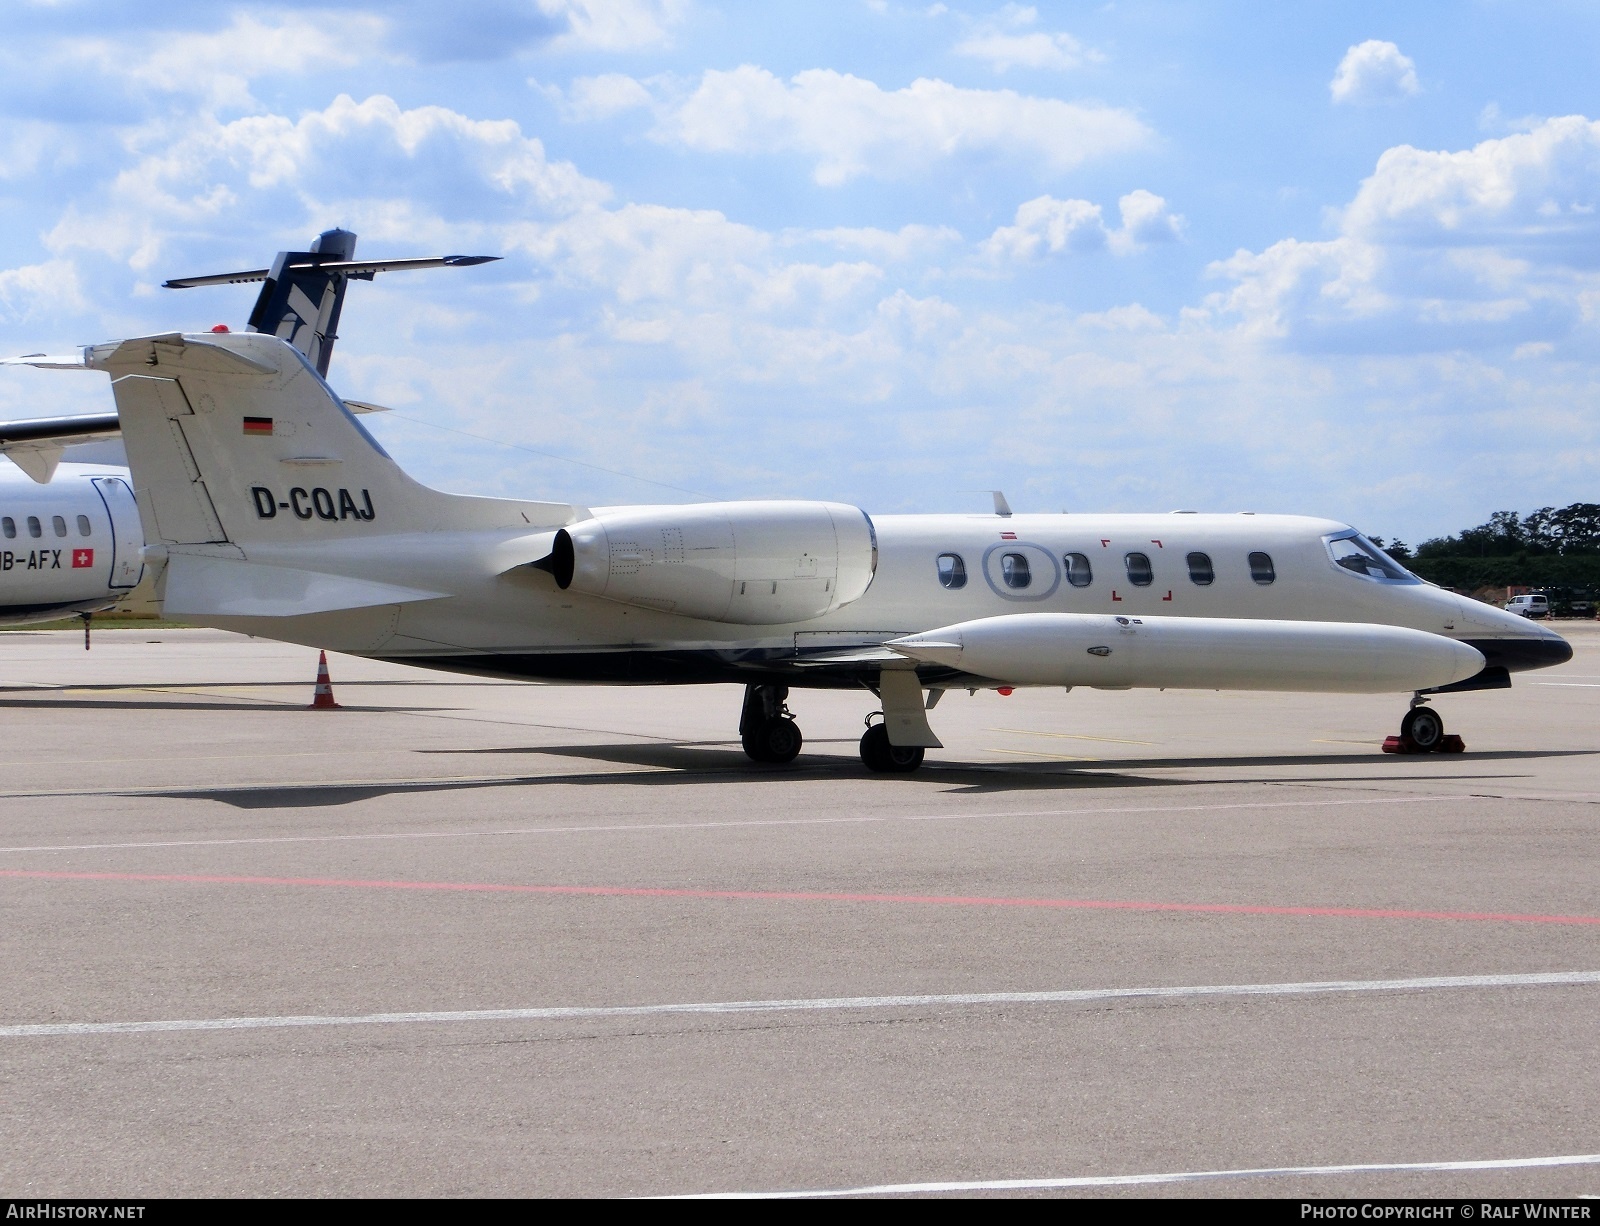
[1383,696,1466,755]
[739,684,803,764]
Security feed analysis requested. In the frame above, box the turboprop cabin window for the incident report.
[1186,552,1214,585]
[1000,553,1031,589]
[26,517,40,539]
[76,515,90,537]
[937,553,967,589]
[1125,552,1153,586]
[51,516,66,538]
[1325,533,1415,582]
[1,518,13,539]
[1249,552,1276,584]
[1064,552,1092,587]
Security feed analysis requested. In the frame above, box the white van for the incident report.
[1505,593,1549,619]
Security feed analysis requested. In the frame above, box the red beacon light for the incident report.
[210,324,230,333]
[996,686,1014,696]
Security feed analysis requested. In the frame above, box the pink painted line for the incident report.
[1,868,1597,926]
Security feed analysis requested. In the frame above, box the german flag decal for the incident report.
[243,416,273,436]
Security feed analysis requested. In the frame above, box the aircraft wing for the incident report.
[0,410,122,483]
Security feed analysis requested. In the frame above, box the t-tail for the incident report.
[163,229,500,377]
[83,330,576,635]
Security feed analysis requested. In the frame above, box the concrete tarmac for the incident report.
[0,624,1597,1198]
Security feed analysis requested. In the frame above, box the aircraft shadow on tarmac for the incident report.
[147,742,1596,809]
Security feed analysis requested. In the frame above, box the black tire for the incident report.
[859,723,925,774]
[1400,706,1445,752]
[744,717,802,764]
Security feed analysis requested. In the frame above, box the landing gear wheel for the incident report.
[743,717,803,764]
[859,722,925,774]
[1400,705,1445,752]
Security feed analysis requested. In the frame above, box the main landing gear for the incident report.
[859,717,925,774]
[1383,696,1465,755]
[740,684,803,764]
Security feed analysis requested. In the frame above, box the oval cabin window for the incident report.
[26,517,41,539]
[1124,552,1153,587]
[52,516,67,538]
[76,515,91,537]
[1249,552,1276,584]
[1186,552,1214,585]
[1000,552,1032,589]
[1063,552,1092,587]
[936,553,967,589]
[1,518,13,540]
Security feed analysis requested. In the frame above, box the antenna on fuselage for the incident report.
[989,490,1013,517]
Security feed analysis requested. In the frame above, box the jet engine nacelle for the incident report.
[544,500,877,625]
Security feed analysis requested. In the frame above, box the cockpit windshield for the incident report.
[1325,532,1417,582]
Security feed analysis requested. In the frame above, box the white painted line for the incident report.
[1532,682,1600,688]
[0,793,1467,854]
[2,970,1595,1039]
[672,1152,1600,1198]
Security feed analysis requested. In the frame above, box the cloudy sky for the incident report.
[1,1,1597,541]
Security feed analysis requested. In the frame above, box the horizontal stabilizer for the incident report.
[163,255,499,290]
[163,230,500,378]
[163,554,447,619]
[1,353,88,370]
[89,333,276,376]
[0,412,123,483]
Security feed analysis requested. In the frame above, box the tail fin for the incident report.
[163,229,500,377]
[88,331,575,548]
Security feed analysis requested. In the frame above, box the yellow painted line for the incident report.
[989,728,1154,746]
[984,747,1099,762]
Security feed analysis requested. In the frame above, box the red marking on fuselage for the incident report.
[4,869,1596,927]
[1111,590,1122,601]
[1162,590,1173,601]
[1150,539,1163,547]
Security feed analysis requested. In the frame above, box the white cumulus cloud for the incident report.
[46,95,610,270]
[63,13,383,112]
[655,66,1149,185]
[1330,40,1420,106]
[984,190,1182,261]
[1204,116,1600,349]
[540,0,688,52]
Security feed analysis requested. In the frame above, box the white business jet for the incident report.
[6,316,1572,769]
[0,230,493,628]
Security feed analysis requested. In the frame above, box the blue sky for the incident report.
[2,1,1598,543]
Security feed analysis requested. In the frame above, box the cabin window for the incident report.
[936,553,967,589]
[1249,551,1276,584]
[76,515,91,537]
[1063,552,1092,587]
[26,516,41,539]
[1,518,13,539]
[51,516,66,538]
[1124,552,1153,587]
[1000,552,1032,589]
[1186,552,1214,586]
[1325,533,1413,581]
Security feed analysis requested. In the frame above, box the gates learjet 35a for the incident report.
[6,311,1572,770]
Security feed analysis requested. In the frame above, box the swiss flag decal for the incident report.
[71,548,94,568]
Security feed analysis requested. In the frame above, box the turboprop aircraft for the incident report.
[4,319,1573,770]
[0,230,493,628]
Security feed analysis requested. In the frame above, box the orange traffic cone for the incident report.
[309,650,341,709]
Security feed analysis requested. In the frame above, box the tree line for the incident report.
[1385,502,1600,593]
